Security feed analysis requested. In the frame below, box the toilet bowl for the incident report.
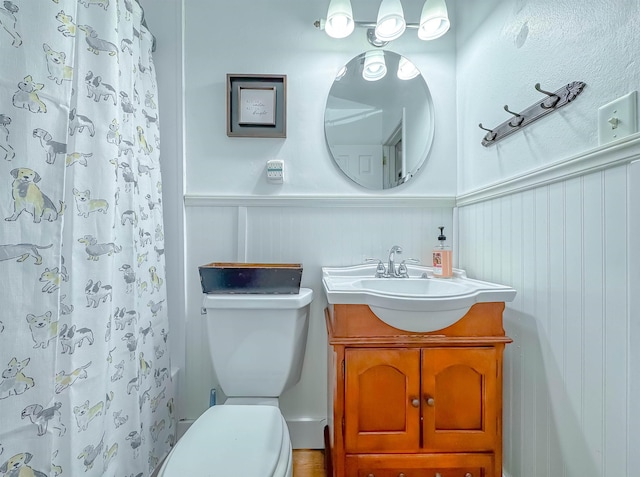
[158,288,313,477]
[157,405,292,477]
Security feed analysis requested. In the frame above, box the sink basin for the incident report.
[322,264,516,332]
[357,278,471,296]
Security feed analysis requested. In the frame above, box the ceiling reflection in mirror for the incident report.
[324,50,435,190]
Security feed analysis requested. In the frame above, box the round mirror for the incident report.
[324,50,435,190]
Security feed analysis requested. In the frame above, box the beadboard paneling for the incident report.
[629,160,640,472]
[458,163,636,477]
[183,206,239,425]
[183,201,454,447]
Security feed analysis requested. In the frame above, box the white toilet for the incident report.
[158,288,314,477]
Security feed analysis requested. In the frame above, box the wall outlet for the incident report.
[267,159,284,184]
[598,91,638,145]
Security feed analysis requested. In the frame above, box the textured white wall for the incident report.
[456,0,640,194]
[183,0,457,197]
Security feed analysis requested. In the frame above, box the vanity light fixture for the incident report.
[324,0,355,39]
[418,0,450,40]
[375,0,406,42]
[315,0,450,46]
[362,50,387,81]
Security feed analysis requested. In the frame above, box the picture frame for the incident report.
[227,74,287,138]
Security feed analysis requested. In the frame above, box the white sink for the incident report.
[322,264,516,332]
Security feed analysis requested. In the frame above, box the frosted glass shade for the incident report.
[397,56,419,80]
[375,0,406,41]
[325,0,355,39]
[362,50,387,81]
[418,0,450,40]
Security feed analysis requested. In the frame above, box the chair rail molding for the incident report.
[457,132,640,206]
[184,195,456,208]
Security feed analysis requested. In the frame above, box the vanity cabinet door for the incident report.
[421,348,498,452]
[345,348,421,453]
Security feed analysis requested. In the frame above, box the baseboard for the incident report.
[176,417,326,449]
[286,418,327,449]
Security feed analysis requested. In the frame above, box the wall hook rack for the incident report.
[480,81,586,147]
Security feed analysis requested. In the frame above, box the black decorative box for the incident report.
[198,262,303,294]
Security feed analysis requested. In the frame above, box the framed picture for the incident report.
[227,74,287,137]
[238,87,276,126]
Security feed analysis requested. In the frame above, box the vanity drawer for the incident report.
[346,453,494,477]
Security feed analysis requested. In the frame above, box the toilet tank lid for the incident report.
[160,405,287,476]
[203,287,313,309]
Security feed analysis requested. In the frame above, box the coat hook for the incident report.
[503,105,524,127]
[480,81,586,147]
[478,123,496,141]
[534,83,560,109]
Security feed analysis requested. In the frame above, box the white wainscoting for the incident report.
[183,196,455,449]
[458,154,639,476]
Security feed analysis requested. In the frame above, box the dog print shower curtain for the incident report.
[0,1,173,476]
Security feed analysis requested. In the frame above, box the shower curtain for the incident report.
[0,1,173,476]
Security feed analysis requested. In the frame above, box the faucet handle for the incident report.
[365,258,387,277]
[398,258,420,277]
[401,258,420,264]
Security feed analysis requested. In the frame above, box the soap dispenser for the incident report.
[432,226,452,278]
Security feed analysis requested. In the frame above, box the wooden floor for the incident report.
[292,450,327,477]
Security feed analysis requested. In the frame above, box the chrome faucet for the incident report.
[387,245,403,277]
[367,246,419,278]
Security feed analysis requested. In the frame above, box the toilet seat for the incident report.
[158,405,292,477]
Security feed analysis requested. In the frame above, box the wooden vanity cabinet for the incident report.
[325,303,511,477]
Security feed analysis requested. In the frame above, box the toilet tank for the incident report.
[202,288,313,398]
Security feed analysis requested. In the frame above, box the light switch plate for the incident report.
[598,91,638,145]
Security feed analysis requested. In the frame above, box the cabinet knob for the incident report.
[411,398,420,408]
[367,474,374,477]
[398,474,406,477]
[465,474,473,477]
[425,396,435,406]
[435,473,442,477]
